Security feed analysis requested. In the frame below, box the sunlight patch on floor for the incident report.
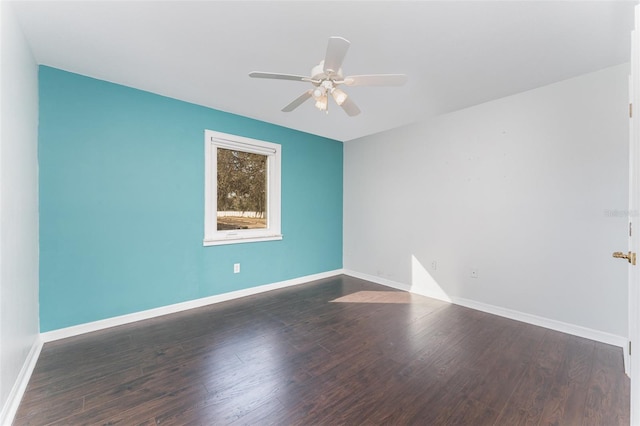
[330,291,413,304]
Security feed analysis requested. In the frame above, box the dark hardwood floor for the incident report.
[14,275,629,425]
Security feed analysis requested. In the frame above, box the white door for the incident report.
[629,6,640,425]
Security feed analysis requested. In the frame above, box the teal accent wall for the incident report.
[38,66,343,332]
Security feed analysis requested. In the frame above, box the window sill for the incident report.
[203,234,283,247]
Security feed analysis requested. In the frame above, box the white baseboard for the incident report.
[343,269,628,350]
[0,336,43,425]
[453,296,631,376]
[452,296,628,347]
[41,269,344,343]
[344,269,413,292]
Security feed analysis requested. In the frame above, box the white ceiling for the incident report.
[10,0,637,142]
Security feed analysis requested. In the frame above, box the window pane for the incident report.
[217,148,267,231]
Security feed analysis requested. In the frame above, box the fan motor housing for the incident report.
[311,61,343,84]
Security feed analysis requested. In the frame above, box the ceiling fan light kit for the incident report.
[331,88,348,106]
[249,36,407,116]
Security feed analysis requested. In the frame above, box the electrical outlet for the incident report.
[431,261,438,270]
[470,269,478,278]
[234,263,240,274]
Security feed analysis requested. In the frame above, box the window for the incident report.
[204,130,282,246]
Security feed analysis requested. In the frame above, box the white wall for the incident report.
[345,64,629,338]
[0,1,40,421]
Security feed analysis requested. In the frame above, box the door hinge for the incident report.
[631,103,634,118]
[630,341,632,355]
[631,222,633,237]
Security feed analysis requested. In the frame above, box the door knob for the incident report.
[613,251,637,265]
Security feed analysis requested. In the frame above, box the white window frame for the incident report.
[204,130,282,246]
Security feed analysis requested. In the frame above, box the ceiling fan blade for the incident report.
[323,36,350,75]
[343,74,408,87]
[340,97,361,117]
[282,90,313,112]
[249,72,310,82]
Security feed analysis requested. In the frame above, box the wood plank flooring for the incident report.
[14,275,629,425]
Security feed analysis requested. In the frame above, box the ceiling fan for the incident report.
[249,36,407,116]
